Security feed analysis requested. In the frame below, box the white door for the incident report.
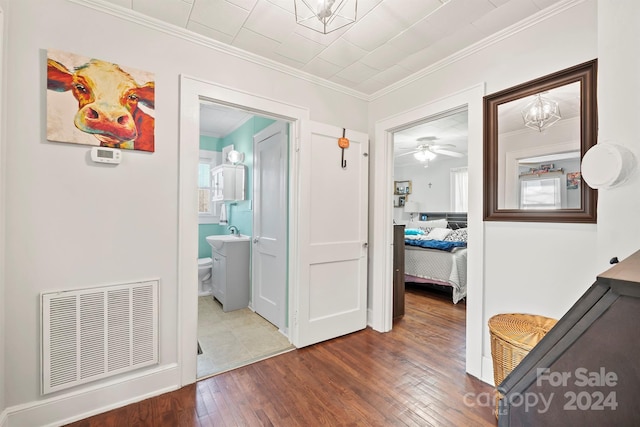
[252,121,288,329]
[293,121,369,347]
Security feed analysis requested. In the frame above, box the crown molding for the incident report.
[68,0,369,101]
[368,0,587,101]
[70,0,586,103]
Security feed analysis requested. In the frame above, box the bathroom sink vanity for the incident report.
[206,235,250,312]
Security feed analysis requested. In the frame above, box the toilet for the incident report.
[198,257,212,296]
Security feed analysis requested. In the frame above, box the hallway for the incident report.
[67,288,495,426]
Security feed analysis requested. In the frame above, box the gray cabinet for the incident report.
[211,239,250,312]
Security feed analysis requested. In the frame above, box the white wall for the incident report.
[369,0,598,384]
[0,2,5,422]
[394,157,467,221]
[595,0,640,263]
[2,0,367,424]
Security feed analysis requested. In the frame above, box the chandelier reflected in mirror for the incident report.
[293,0,358,34]
[521,93,562,132]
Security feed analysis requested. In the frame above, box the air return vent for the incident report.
[41,280,158,395]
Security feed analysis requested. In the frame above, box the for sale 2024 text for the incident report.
[536,367,618,411]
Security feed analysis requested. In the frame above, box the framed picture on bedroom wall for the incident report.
[567,172,581,189]
[394,180,412,195]
[394,195,408,208]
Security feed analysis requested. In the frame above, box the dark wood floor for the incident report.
[66,286,496,426]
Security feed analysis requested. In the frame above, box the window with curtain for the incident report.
[450,167,468,212]
[199,151,219,223]
[520,177,562,209]
[198,162,211,214]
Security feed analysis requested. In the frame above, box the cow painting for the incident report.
[46,49,155,152]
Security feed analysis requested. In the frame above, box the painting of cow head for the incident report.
[46,49,155,152]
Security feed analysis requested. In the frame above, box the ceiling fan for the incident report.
[396,136,465,161]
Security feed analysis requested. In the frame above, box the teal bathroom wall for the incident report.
[221,116,276,239]
[198,117,277,259]
[200,135,223,151]
[198,224,226,259]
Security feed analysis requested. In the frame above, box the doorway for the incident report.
[196,105,292,379]
[371,84,486,380]
[178,75,310,385]
[392,107,469,312]
[179,75,370,386]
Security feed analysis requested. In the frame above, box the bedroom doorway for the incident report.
[372,83,485,379]
[392,107,469,305]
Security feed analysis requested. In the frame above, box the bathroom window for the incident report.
[199,150,220,224]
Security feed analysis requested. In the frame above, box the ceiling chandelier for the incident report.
[293,0,358,34]
[521,93,562,132]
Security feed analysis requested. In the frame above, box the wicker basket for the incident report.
[489,313,557,385]
[489,313,557,417]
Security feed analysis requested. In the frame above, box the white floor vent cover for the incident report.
[41,280,158,394]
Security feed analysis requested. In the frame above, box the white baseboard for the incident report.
[482,355,496,386]
[5,363,180,427]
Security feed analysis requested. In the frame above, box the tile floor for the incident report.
[197,296,294,379]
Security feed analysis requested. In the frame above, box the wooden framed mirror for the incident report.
[483,59,598,223]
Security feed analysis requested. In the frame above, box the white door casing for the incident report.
[252,121,288,330]
[179,76,368,383]
[178,75,309,386]
[372,83,485,380]
[291,121,369,348]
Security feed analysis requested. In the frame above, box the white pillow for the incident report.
[426,227,452,240]
[411,219,448,230]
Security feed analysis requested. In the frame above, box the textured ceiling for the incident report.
[199,101,254,138]
[104,0,562,97]
[393,108,469,168]
[97,0,565,164]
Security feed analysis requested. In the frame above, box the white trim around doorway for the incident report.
[371,83,486,380]
[178,75,309,386]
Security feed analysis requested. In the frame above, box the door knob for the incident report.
[253,237,259,244]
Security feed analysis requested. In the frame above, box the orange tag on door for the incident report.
[338,137,350,148]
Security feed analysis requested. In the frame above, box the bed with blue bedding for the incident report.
[402,222,468,304]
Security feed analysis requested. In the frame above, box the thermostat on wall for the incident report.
[91,147,122,164]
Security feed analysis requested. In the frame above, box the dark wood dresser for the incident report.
[393,224,405,319]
